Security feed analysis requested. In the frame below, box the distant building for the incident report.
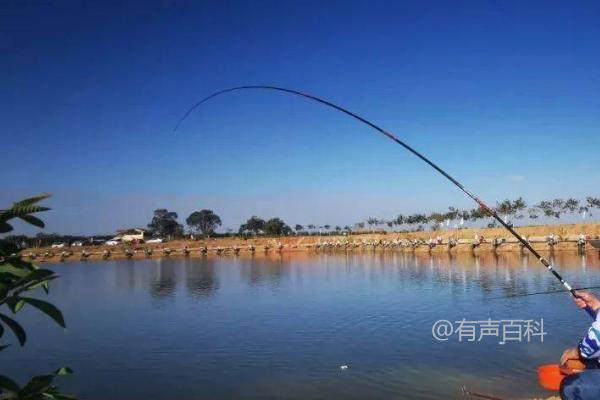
[116,228,148,242]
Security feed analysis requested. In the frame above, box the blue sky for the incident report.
[1,0,599,234]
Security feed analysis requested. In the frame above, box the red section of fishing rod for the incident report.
[175,85,594,318]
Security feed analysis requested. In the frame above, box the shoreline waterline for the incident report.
[24,222,600,264]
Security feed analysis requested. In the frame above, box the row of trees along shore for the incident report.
[141,196,600,239]
[5,197,600,248]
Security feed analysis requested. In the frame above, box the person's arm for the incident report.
[573,291,600,360]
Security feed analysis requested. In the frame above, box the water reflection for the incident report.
[240,255,289,288]
[184,258,219,298]
[150,260,177,299]
[114,259,137,290]
[252,250,600,302]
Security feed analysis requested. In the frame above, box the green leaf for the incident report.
[0,283,8,299]
[19,364,72,399]
[21,269,56,284]
[49,393,77,400]
[1,257,37,274]
[5,297,25,314]
[0,222,13,233]
[10,204,50,216]
[25,277,57,293]
[6,256,37,270]
[0,265,29,278]
[43,388,77,400]
[53,367,73,376]
[51,394,77,400]
[0,313,26,346]
[19,374,53,397]
[14,194,51,206]
[0,375,20,393]
[18,215,45,229]
[21,298,65,328]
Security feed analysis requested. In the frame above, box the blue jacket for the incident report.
[579,312,600,359]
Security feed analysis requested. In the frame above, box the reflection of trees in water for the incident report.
[241,255,287,288]
[394,251,596,299]
[331,251,600,299]
[140,251,600,300]
[150,260,177,299]
[114,260,137,290]
[185,259,219,298]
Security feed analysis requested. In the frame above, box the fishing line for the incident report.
[461,386,506,400]
[487,285,600,300]
[460,386,504,400]
[175,85,594,318]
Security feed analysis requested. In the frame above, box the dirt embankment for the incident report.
[23,222,600,263]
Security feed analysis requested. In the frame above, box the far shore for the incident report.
[22,222,600,263]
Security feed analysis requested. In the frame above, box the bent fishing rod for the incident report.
[174,85,594,318]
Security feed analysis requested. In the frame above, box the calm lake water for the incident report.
[7,251,600,399]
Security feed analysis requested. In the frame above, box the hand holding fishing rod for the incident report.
[175,85,594,319]
[572,291,600,319]
[560,292,600,366]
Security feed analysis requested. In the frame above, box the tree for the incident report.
[147,209,183,239]
[239,216,266,235]
[496,200,512,221]
[366,217,378,232]
[563,198,580,218]
[535,200,562,219]
[2,235,29,250]
[405,214,418,229]
[584,197,600,217]
[405,214,427,231]
[496,197,527,224]
[512,197,527,219]
[263,218,292,236]
[186,209,222,238]
[444,207,459,224]
[294,224,304,233]
[428,212,445,230]
[458,210,471,225]
[470,206,491,222]
[395,214,405,226]
[0,194,73,399]
[528,208,540,220]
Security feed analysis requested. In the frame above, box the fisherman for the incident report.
[560,291,600,399]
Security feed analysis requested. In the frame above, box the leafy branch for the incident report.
[0,194,74,399]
